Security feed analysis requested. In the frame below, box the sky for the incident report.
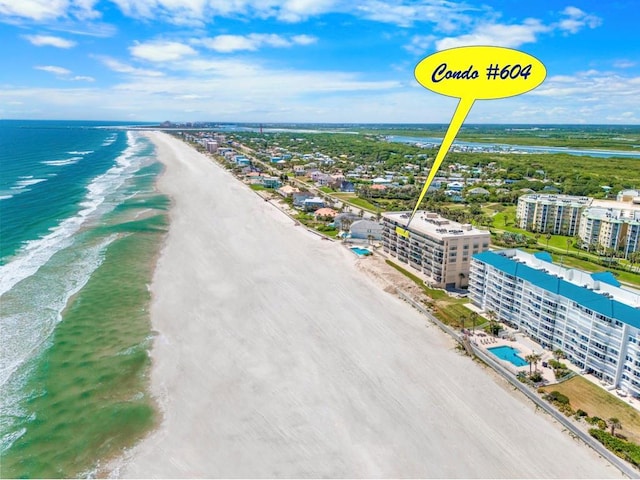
[0,0,638,124]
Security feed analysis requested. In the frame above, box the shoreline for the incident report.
[117,131,620,478]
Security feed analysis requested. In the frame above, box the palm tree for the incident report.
[525,353,537,375]
[525,352,542,374]
[545,232,552,248]
[552,348,565,361]
[470,312,479,333]
[608,417,622,437]
[460,314,467,331]
[566,237,572,254]
[531,352,542,372]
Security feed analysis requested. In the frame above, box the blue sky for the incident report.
[0,0,638,123]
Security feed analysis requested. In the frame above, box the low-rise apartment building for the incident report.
[382,211,490,289]
[469,248,640,395]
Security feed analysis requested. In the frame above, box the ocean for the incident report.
[0,120,168,478]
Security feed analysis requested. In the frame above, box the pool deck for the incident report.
[468,327,556,384]
[470,323,640,411]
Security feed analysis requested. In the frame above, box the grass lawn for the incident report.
[249,184,267,191]
[541,376,640,444]
[345,197,378,212]
[384,260,489,329]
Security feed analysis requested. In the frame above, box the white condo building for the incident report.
[578,204,640,256]
[469,249,640,395]
[516,194,591,235]
[382,211,490,289]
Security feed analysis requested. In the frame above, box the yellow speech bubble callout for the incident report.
[405,46,546,227]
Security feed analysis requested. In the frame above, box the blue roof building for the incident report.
[469,249,640,395]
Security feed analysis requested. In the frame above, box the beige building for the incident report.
[382,211,490,289]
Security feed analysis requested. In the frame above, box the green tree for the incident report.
[469,312,479,332]
[608,417,622,437]
[525,352,542,376]
[460,314,467,331]
[525,353,536,376]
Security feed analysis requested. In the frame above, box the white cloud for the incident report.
[0,0,99,21]
[613,60,637,69]
[35,65,71,75]
[291,34,317,45]
[432,7,602,51]
[70,0,473,28]
[96,56,165,77]
[557,6,601,34]
[34,64,95,81]
[129,40,197,62]
[24,34,76,48]
[199,33,317,53]
[436,18,550,50]
[0,0,69,21]
[404,35,436,55]
[276,0,338,22]
[354,0,473,30]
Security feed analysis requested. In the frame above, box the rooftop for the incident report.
[473,249,640,326]
[383,211,490,240]
[519,193,592,206]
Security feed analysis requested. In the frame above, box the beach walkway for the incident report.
[119,132,620,478]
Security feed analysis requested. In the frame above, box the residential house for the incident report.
[303,197,325,211]
[350,220,383,241]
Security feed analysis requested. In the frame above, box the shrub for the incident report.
[589,429,640,467]
[544,391,570,405]
[529,371,544,383]
[575,409,588,418]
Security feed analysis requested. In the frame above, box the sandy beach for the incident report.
[119,131,619,478]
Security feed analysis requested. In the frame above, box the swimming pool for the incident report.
[350,247,372,256]
[487,345,529,367]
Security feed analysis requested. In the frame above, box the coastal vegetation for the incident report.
[384,259,487,329]
[540,376,640,444]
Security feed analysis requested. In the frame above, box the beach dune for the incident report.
[120,132,618,478]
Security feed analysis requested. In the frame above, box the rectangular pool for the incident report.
[350,247,371,256]
[487,345,529,367]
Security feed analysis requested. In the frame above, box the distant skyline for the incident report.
[0,0,638,124]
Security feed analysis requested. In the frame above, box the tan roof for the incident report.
[314,208,338,217]
[278,185,300,193]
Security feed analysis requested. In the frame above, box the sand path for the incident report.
[120,132,619,478]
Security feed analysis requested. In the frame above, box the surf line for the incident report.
[396,45,546,239]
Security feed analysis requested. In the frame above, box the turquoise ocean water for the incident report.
[0,120,168,478]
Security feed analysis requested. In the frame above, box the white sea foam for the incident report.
[0,235,117,389]
[0,427,26,454]
[66,150,93,155]
[0,131,145,297]
[41,157,82,167]
[10,178,47,190]
[101,134,117,147]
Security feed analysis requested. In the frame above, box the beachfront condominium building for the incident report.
[469,249,640,395]
[578,206,640,257]
[516,194,591,235]
[381,211,490,289]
